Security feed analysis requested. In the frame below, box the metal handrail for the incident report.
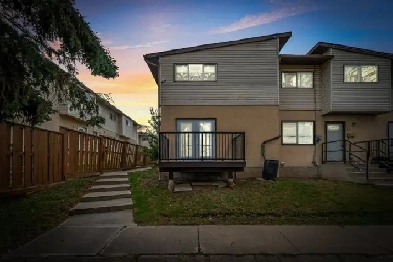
[159,131,246,161]
[321,139,369,182]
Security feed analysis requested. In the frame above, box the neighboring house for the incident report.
[34,85,141,144]
[143,31,393,179]
[138,131,150,148]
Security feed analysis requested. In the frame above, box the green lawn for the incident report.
[129,168,393,226]
[0,177,97,255]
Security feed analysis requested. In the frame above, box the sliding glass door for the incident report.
[176,119,215,159]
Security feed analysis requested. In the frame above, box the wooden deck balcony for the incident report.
[158,132,246,172]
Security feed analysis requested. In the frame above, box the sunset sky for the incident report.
[74,0,393,125]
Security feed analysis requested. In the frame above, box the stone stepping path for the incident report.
[69,167,151,217]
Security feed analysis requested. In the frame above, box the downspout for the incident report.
[312,65,322,166]
[261,136,281,159]
[313,65,319,166]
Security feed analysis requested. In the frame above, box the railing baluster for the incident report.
[158,132,246,161]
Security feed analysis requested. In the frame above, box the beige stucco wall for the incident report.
[161,105,392,177]
[161,105,280,168]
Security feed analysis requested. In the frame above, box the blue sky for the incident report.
[74,0,393,125]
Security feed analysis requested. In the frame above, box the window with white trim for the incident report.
[174,64,217,81]
[344,65,378,82]
[282,121,314,145]
[282,72,313,88]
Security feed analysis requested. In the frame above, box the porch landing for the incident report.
[159,160,246,172]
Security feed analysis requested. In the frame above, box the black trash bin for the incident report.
[262,159,279,180]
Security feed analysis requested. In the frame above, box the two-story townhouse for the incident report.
[30,83,141,144]
[59,94,140,143]
[144,31,393,183]
[138,131,150,148]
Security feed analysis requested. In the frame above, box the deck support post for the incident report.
[227,171,236,188]
[168,171,174,191]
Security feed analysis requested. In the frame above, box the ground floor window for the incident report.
[282,121,314,145]
[176,119,216,159]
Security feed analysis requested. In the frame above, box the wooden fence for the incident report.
[0,123,150,198]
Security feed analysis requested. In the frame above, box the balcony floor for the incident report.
[159,160,246,172]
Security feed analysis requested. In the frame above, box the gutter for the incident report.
[144,58,159,67]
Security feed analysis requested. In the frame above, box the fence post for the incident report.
[121,142,127,169]
[98,137,103,172]
[134,145,139,167]
[143,149,146,167]
[61,129,68,181]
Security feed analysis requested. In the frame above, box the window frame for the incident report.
[343,65,379,83]
[173,63,218,82]
[281,121,315,145]
[175,118,217,159]
[281,71,314,89]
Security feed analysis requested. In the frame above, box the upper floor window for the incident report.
[282,72,313,88]
[126,119,131,127]
[344,65,378,83]
[174,64,217,81]
[109,113,113,120]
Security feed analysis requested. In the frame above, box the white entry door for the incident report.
[176,119,215,159]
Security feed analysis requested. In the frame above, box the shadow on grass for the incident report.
[129,168,393,226]
[0,177,97,255]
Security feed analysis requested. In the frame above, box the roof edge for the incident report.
[143,31,292,59]
[307,42,393,59]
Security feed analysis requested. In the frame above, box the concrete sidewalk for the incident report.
[3,224,393,261]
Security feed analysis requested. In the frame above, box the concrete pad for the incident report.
[339,255,393,262]
[199,225,298,255]
[209,255,256,261]
[280,255,340,261]
[4,226,122,257]
[277,226,388,255]
[69,198,133,215]
[89,184,130,193]
[344,226,393,252]
[81,190,131,202]
[129,167,152,172]
[100,172,129,179]
[101,226,198,255]
[61,210,136,227]
[174,183,193,192]
[95,178,129,185]
[254,255,283,261]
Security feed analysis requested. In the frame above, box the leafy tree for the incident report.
[0,0,119,127]
[144,107,160,161]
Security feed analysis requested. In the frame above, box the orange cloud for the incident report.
[77,70,157,95]
[210,0,324,34]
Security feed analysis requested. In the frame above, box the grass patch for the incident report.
[0,177,97,255]
[129,168,393,226]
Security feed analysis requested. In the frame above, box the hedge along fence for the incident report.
[0,122,150,198]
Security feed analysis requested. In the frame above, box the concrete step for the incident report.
[350,174,393,181]
[374,183,393,189]
[69,198,133,216]
[80,190,131,202]
[95,177,129,186]
[88,184,130,193]
[100,172,128,179]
